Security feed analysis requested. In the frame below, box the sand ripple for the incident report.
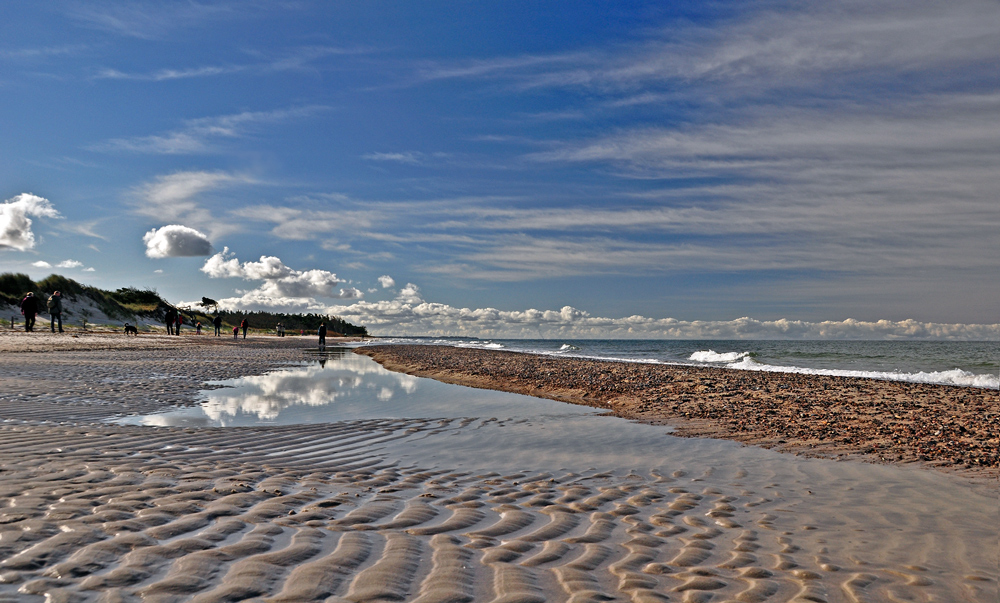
[1,427,995,602]
[0,339,995,602]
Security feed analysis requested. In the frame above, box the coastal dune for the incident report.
[0,333,995,602]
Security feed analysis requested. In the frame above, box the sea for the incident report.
[362,337,999,389]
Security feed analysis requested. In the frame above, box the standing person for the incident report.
[318,321,327,349]
[20,292,38,332]
[195,321,202,335]
[240,318,249,339]
[213,314,222,336]
[165,307,176,335]
[47,291,63,333]
[175,313,183,335]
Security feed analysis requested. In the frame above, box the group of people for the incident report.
[16,297,330,348]
[162,309,230,337]
[18,291,63,333]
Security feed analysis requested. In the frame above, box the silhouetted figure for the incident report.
[318,322,327,349]
[47,291,63,333]
[175,313,183,335]
[240,318,248,339]
[165,307,177,335]
[213,315,222,336]
[20,293,38,332]
[195,321,202,335]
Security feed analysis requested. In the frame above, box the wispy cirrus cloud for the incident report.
[132,170,257,237]
[0,45,89,60]
[93,45,373,82]
[95,65,245,82]
[362,151,425,164]
[230,204,376,241]
[64,0,239,40]
[409,0,1000,100]
[93,105,329,154]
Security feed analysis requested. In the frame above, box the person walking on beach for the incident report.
[20,292,38,332]
[213,314,222,336]
[164,307,176,335]
[233,325,239,339]
[240,318,249,339]
[195,321,202,335]
[318,321,327,349]
[276,322,283,337]
[175,313,183,335]
[46,291,63,333]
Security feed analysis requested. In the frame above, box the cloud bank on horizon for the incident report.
[200,248,361,310]
[183,248,997,340]
[1,1,998,332]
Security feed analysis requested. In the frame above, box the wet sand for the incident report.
[357,344,1000,477]
[0,333,996,602]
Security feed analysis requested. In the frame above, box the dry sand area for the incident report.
[0,333,996,603]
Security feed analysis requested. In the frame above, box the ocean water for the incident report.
[364,337,1000,389]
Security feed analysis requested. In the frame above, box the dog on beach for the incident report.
[124,323,138,336]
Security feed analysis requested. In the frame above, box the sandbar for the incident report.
[357,344,1000,477]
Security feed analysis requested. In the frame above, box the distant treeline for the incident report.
[0,272,367,336]
[214,311,367,336]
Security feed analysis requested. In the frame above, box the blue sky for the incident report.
[2,1,998,338]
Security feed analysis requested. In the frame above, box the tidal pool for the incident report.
[110,347,996,600]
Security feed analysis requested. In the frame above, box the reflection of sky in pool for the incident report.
[109,348,996,587]
[116,348,600,428]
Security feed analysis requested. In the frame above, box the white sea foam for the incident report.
[689,350,751,363]
[726,357,999,389]
[456,340,505,350]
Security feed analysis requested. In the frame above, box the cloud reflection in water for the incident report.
[203,352,420,423]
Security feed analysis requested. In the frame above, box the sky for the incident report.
[1,0,998,339]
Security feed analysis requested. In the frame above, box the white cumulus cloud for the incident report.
[143,225,214,258]
[56,260,83,268]
[378,275,395,288]
[32,261,52,268]
[325,284,1000,341]
[0,194,61,251]
[201,248,361,311]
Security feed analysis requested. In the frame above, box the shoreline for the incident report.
[356,344,999,479]
[1,333,995,602]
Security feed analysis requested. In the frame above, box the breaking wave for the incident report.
[689,350,753,363]
[727,357,999,389]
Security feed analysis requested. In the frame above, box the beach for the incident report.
[0,333,995,602]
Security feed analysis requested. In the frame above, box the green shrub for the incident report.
[0,273,36,300]
[110,287,163,306]
[36,274,84,298]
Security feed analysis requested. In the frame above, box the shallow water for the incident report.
[111,348,996,600]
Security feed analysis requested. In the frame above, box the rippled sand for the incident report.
[0,333,995,602]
